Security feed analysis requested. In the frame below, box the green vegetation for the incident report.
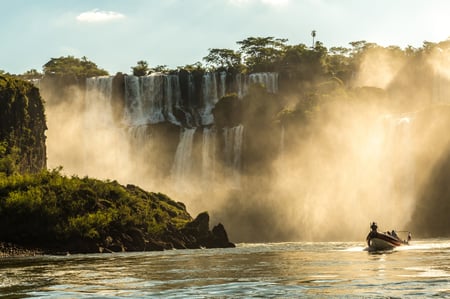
[0,168,192,252]
[203,48,242,72]
[43,56,108,78]
[131,60,150,76]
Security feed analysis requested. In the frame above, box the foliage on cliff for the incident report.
[0,168,198,253]
[43,56,108,78]
[0,75,46,175]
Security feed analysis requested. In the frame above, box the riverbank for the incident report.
[0,242,43,258]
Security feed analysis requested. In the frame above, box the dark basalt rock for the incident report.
[182,212,235,249]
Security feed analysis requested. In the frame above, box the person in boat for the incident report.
[391,230,399,239]
[370,222,378,232]
[366,222,378,246]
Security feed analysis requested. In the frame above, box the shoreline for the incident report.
[0,242,43,258]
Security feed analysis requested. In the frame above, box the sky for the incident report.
[1,0,450,75]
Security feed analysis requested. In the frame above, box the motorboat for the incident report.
[366,222,411,251]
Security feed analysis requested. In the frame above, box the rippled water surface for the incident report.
[1,240,449,298]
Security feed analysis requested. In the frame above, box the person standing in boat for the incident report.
[366,222,378,246]
[370,222,378,232]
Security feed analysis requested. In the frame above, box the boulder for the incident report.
[182,212,235,248]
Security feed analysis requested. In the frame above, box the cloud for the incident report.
[228,0,289,6]
[76,9,125,23]
[261,0,289,6]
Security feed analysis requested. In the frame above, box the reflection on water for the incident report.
[0,240,449,298]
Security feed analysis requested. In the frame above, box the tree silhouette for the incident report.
[311,30,317,48]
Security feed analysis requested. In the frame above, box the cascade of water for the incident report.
[201,72,219,125]
[83,76,128,179]
[248,72,279,94]
[124,75,141,125]
[223,125,244,188]
[236,73,247,99]
[165,75,181,125]
[202,127,216,187]
[218,71,227,99]
[237,72,279,98]
[124,74,166,126]
[171,128,197,189]
[84,76,117,132]
[85,76,114,122]
[141,74,165,124]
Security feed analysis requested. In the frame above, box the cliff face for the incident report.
[0,75,46,174]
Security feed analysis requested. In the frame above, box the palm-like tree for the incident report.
[311,30,317,48]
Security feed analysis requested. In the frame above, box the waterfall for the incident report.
[171,128,197,189]
[202,127,216,187]
[223,125,244,188]
[124,75,141,125]
[201,72,219,125]
[218,71,227,99]
[85,76,114,124]
[82,71,279,190]
[83,76,128,179]
[236,73,246,99]
[165,75,181,125]
[248,72,279,94]
[237,72,278,98]
[124,74,165,126]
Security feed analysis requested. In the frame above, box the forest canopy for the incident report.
[4,36,449,91]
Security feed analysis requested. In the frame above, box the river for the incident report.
[1,240,449,298]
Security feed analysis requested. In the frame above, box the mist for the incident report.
[44,48,450,243]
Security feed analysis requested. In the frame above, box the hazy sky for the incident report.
[2,0,450,74]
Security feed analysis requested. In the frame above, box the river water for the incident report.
[1,240,449,298]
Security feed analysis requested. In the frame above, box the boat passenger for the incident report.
[370,222,378,232]
[391,230,399,239]
[367,222,378,247]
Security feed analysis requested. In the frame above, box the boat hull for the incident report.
[367,231,406,251]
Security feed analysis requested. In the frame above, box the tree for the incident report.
[21,69,43,80]
[279,43,327,82]
[237,36,288,72]
[131,60,150,76]
[178,62,204,72]
[203,48,242,71]
[152,65,169,73]
[327,46,352,81]
[43,56,108,78]
[311,30,317,48]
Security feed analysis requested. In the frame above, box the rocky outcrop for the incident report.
[0,75,46,174]
[181,212,235,249]
[95,212,235,253]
